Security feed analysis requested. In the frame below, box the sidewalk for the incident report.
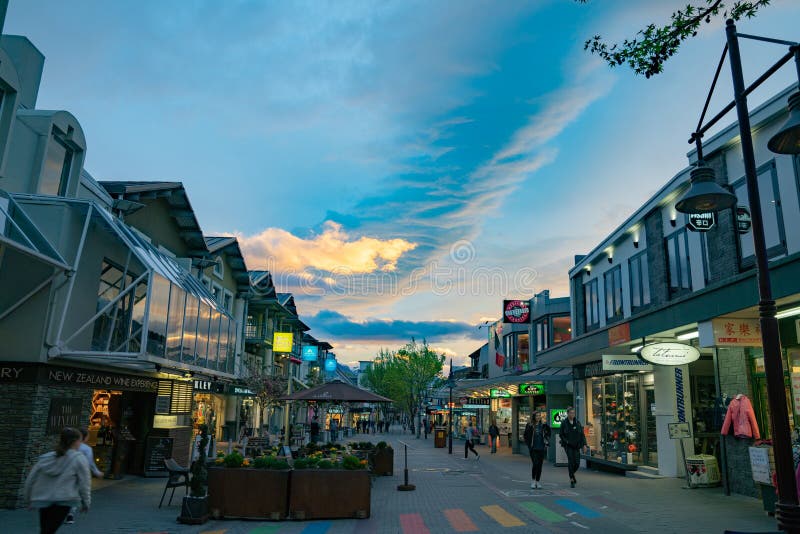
[0,430,779,533]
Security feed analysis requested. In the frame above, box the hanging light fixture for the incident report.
[675,163,737,214]
[767,92,800,155]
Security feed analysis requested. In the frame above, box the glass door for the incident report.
[643,384,658,467]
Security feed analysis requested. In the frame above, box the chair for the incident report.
[158,458,190,508]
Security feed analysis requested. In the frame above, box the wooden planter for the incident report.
[289,469,370,520]
[370,448,394,476]
[207,467,289,520]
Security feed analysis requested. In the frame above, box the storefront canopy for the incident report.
[282,380,393,403]
[454,367,572,398]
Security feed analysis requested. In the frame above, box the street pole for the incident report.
[448,358,454,455]
[726,20,800,529]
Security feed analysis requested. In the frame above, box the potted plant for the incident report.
[289,454,371,520]
[179,424,210,525]
[208,453,290,520]
[370,441,394,476]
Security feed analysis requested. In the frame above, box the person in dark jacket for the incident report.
[488,422,500,454]
[523,412,551,489]
[559,407,588,487]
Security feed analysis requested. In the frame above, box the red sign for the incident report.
[608,323,631,347]
[503,300,530,323]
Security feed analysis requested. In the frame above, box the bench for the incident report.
[244,437,271,457]
[582,454,637,475]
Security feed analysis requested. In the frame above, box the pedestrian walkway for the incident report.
[0,430,780,533]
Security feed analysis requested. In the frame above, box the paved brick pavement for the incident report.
[0,429,781,533]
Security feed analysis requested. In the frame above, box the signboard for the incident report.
[155,395,171,414]
[518,383,545,395]
[639,343,700,366]
[550,409,568,429]
[489,388,511,398]
[462,404,490,409]
[324,358,337,372]
[602,354,654,372]
[687,212,716,232]
[273,332,294,353]
[144,436,174,477]
[459,397,469,405]
[748,446,772,485]
[711,318,762,346]
[46,398,83,434]
[608,323,631,347]
[229,385,255,396]
[668,422,691,439]
[302,345,319,362]
[503,300,531,324]
[737,206,752,234]
[0,363,159,392]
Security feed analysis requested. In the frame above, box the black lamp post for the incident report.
[447,359,454,455]
[675,20,800,531]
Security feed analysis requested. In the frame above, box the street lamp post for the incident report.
[447,359,454,455]
[675,20,800,531]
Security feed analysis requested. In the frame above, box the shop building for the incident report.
[536,83,800,497]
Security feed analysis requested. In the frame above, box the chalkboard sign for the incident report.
[144,436,173,477]
[47,398,83,434]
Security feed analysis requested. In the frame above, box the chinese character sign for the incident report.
[711,318,762,346]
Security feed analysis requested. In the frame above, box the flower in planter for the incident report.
[317,459,334,469]
[342,455,367,470]
[223,451,245,468]
[242,459,251,467]
[214,457,224,465]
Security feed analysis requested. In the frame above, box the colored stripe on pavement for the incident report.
[300,522,332,534]
[589,494,637,512]
[199,531,226,534]
[248,526,282,534]
[400,513,431,534]
[444,508,479,531]
[481,505,526,527]
[555,499,601,519]
[519,501,567,523]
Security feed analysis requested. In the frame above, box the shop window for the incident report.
[552,315,571,344]
[586,374,649,466]
[583,279,600,330]
[629,251,650,311]
[534,319,549,352]
[734,161,787,266]
[181,296,200,363]
[604,266,623,321]
[146,274,171,357]
[165,284,186,360]
[503,332,530,372]
[38,130,73,196]
[749,347,796,440]
[665,229,691,294]
[92,259,134,352]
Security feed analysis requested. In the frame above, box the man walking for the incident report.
[423,417,429,439]
[559,408,588,488]
[523,412,550,489]
[464,423,480,460]
[488,421,499,454]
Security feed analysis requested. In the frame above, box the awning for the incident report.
[454,368,572,398]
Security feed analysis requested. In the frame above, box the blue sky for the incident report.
[8,0,800,364]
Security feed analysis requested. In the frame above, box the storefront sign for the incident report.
[459,397,469,405]
[489,388,511,398]
[550,409,568,429]
[675,368,686,423]
[503,300,531,324]
[737,206,752,234]
[46,398,84,434]
[749,446,772,485]
[602,354,654,371]
[46,366,159,392]
[687,212,716,232]
[193,380,224,393]
[230,385,256,396]
[302,345,319,361]
[273,332,294,353]
[518,383,545,395]
[711,318,762,346]
[324,358,337,372]
[463,404,490,409]
[639,343,700,366]
[608,323,631,347]
[0,362,38,382]
[668,422,691,439]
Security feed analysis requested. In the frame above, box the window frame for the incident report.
[583,278,600,330]
[38,128,74,197]
[628,251,650,312]
[665,228,692,294]
[212,256,224,279]
[604,265,623,322]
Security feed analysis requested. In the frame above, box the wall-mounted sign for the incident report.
[503,300,531,324]
[602,354,654,372]
[737,206,752,234]
[608,323,631,347]
[519,383,545,395]
[324,358,337,372]
[459,397,469,405]
[711,318,762,346]
[46,398,83,434]
[550,409,568,429]
[687,212,716,232]
[639,343,700,366]
[230,385,255,396]
[155,395,171,414]
[302,345,319,362]
[273,332,294,353]
[668,422,691,439]
[489,388,511,398]
[463,404,490,409]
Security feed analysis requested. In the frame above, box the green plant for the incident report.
[293,457,310,469]
[317,459,334,469]
[190,425,209,497]
[252,455,290,470]
[342,454,367,470]
[223,451,244,468]
[376,441,390,450]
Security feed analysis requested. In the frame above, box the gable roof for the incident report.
[205,236,250,295]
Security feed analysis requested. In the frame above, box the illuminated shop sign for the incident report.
[302,345,319,361]
[503,300,531,324]
[489,388,511,398]
[518,383,545,395]
[639,343,700,366]
[273,332,294,353]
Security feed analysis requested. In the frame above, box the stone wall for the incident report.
[0,384,93,508]
[704,154,741,284]
[717,347,759,498]
[644,209,668,307]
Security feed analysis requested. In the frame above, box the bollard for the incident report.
[397,441,416,491]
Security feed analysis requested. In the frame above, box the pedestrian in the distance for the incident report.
[488,421,499,454]
[523,412,551,489]
[464,423,480,460]
[559,407,588,488]
[423,417,429,439]
[24,427,91,534]
[309,416,320,444]
[330,418,338,443]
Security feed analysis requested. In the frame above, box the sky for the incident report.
[7,0,800,366]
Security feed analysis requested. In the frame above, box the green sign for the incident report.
[489,388,511,398]
[519,383,545,395]
[550,409,568,429]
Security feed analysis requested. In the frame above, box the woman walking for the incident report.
[523,412,551,489]
[24,427,91,534]
[559,407,588,488]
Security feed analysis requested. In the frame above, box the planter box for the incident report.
[208,467,289,520]
[289,469,370,520]
[370,448,393,476]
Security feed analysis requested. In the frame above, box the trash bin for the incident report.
[685,454,721,488]
[434,427,446,448]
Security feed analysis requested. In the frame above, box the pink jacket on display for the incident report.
[720,394,760,439]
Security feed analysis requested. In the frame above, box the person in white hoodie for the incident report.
[24,427,91,534]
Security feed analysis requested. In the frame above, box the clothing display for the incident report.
[720,394,760,439]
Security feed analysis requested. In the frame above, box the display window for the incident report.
[749,347,797,440]
[194,393,226,441]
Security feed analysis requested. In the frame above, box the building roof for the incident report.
[204,236,250,296]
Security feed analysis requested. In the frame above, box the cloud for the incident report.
[237,221,416,274]
[308,310,484,342]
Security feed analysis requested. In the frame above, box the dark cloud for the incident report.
[308,310,484,342]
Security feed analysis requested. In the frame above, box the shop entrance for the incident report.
[642,384,658,468]
[90,389,154,478]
